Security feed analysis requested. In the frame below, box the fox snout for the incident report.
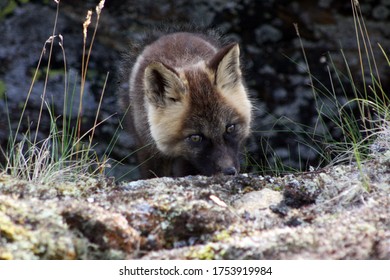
[199,145,240,176]
[220,166,238,176]
[210,150,239,176]
[171,144,240,177]
[194,157,239,177]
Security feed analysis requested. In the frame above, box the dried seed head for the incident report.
[58,34,64,47]
[43,35,57,54]
[96,0,105,17]
[45,35,56,45]
[83,10,93,43]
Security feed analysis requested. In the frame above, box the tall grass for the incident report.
[252,0,389,181]
[309,0,390,170]
[0,0,112,184]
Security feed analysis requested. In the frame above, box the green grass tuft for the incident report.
[0,0,112,184]
[250,0,389,186]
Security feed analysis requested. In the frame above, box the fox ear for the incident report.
[208,43,242,90]
[144,62,185,106]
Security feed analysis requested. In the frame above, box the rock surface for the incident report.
[1,153,389,259]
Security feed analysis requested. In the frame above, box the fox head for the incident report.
[143,43,251,176]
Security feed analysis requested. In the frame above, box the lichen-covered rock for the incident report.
[0,195,82,260]
[1,153,389,259]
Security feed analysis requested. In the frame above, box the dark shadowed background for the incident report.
[1,0,389,180]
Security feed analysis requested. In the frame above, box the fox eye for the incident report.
[189,134,203,143]
[226,124,235,134]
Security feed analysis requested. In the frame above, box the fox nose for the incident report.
[222,167,237,176]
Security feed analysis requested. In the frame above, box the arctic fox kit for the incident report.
[124,32,252,178]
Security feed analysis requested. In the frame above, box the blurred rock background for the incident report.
[1,0,390,180]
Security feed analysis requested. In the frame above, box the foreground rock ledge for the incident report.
[0,157,389,259]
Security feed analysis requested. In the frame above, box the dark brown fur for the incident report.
[121,32,251,178]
